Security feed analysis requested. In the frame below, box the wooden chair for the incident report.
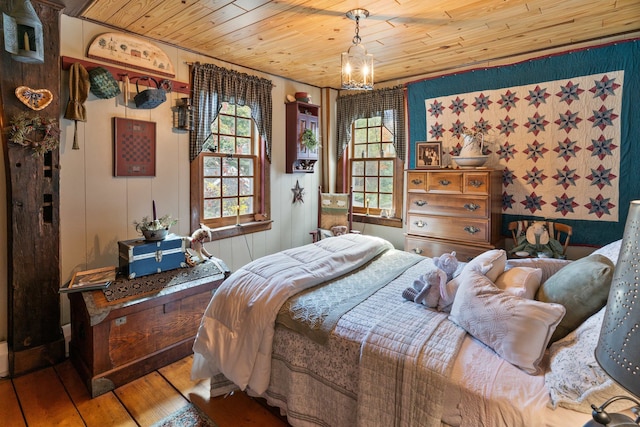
[310,186,355,243]
[508,220,573,256]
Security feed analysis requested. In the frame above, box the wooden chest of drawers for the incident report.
[404,169,502,262]
[69,260,229,397]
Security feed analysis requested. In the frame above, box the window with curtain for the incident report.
[337,86,405,227]
[190,63,272,238]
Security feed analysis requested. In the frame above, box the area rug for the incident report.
[151,403,218,427]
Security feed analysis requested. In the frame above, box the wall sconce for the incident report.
[2,0,44,64]
[172,97,193,131]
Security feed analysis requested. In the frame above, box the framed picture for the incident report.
[114,117,156,177]
[416,141,442,169]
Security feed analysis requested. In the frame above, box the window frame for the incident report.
[338,118,403,229]
[190,103,271,238]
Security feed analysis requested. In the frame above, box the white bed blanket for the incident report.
[191,234,393,394]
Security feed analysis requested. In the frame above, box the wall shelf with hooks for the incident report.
[61,56,190,95]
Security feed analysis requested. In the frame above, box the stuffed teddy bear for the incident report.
[433,251,459,282]
[402,252,463,312]
[402,268,447,308]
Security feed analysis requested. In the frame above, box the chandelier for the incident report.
[341,9,374,90]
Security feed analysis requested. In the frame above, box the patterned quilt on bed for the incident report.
[266,254,466,427]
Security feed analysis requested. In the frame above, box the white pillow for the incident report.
[442,249,507,308]
[449,266,566,374]
[495,266,542,299]
[545,308,635,413]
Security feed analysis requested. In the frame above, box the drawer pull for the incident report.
[411,178,423,185]
[464,203,480,211]
[469,180,484,188]
[415,200,427,207]
[464,226,481,234]
[415,220,426,228]
[412,247,423,255]
[439,179,451,186]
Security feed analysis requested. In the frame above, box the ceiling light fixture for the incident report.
[341,9,373,90]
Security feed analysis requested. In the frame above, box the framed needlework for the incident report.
[114,117,156,177]
[416,141,442,169]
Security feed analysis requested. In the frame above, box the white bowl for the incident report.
[452,155,489,168]
[142,229,169,241]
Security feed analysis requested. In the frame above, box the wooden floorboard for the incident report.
[12,367,85,427]
[1,355,290,426]
[0,379,26,427]
[54,360,136,427]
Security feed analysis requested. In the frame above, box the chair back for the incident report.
[318,191,352,230]
[508,220,573,255]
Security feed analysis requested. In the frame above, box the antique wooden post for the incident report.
[1,0,65,376]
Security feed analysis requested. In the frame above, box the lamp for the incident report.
[584,200,640,426]
[341,9,374,90]
[2,0,44,64]
[172,97,193,131]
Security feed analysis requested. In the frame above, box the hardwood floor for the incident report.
[0,354,290,427]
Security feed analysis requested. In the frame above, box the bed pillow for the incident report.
[495,266,543,299]
[505,258,572,284]
[449,265,565,375]
[442,249,507,309]
[545,308,634,413]
[536,254,614,344]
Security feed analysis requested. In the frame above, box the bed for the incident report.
[191,234,633,427]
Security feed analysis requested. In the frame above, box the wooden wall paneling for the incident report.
[1,0,65,376]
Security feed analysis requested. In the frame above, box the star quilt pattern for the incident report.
[425,71,623,221]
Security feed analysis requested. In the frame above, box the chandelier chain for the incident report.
[352,15,361,45]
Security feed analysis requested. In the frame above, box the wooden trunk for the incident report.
[69,265,228,397]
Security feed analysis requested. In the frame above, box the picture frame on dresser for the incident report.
[415,141,442,169]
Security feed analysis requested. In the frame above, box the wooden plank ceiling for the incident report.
[75,0,640,89]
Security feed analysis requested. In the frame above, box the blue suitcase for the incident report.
[118,234,187,279]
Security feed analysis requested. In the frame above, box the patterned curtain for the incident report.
[190,63,273,162]
[336,85,406,160]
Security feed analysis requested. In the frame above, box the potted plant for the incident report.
[133,214,177,241]
[301,128,318,150]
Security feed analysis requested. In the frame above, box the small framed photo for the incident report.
[416,141,442,169]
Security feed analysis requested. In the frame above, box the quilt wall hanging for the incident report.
[406,39,640,245]
[424,70,623,222]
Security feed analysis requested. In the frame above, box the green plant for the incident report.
[301,128,318,150]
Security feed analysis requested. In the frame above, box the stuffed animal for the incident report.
[186,223,213,264]
[402,268,447,308]
[432,251,459,282]
[511,221,564,258]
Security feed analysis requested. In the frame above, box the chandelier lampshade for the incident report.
[341,9,374,90]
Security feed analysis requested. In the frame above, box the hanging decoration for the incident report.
[5,112,61,156]
[2,0,44,64]
[15,85,53,110]
[292,180,305,204]
[87,32,175,78]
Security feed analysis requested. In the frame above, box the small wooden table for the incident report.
[68,259,229,397]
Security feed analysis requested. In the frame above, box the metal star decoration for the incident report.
[291,180,304,204]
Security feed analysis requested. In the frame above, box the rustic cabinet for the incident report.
[404,169,502,262]
[286,101,319,173]
[69,262,229,397]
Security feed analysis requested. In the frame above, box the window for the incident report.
[191,102,270,238]
[347,116,403,227]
